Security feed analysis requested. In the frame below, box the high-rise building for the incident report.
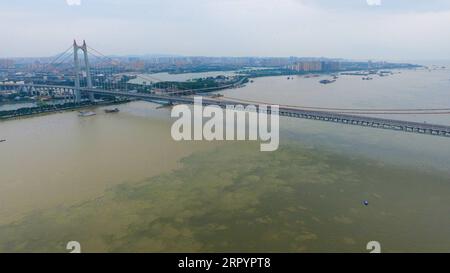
[321,61,340,72]
[289,61,322,72]
[288,60,340,72]
[0,59,15,69]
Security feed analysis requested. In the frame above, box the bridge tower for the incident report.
[73,40,94,103]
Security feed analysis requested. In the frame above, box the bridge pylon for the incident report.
[73,40,94,103]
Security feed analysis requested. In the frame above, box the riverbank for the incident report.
[239,65,421,79]
[152,76,248,92]
[0,99,132,121]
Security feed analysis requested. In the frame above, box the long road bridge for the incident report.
[3,83,450,138]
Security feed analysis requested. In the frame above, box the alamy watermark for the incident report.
[171,97,280,152]
[66,241,81,253]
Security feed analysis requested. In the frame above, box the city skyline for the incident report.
[1,0,450,60]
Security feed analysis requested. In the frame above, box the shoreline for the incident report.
[0,99,132,122]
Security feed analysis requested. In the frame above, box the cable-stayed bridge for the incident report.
[1,41,450,138]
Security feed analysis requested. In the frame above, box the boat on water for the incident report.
[362,77,373,80]
[156,102,174,109]
[0,139,6,143]
[78,111,96,117]
[319,79,336,84]
[104,108,120,113]
[210,93,224,98]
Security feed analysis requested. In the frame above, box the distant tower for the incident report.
[368,60,373,71]
[73,40,94,103]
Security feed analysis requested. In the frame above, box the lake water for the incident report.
[0,67,450,252]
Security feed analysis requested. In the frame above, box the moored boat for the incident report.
[104,108,120,113]
[78,111,96,117]
[319,79,336,84]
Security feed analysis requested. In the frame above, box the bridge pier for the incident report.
[73,40,82,103]
[82,41,95,102]
[73,40,95,103]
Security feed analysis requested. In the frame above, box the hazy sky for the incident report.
[1,0,450,60]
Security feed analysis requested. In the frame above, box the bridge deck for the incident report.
[4,84,450,138]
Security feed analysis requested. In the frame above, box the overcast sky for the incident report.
[1,0,450,61]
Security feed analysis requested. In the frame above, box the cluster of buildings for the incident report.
[119,56,302,73]
[0,59,15,69]
[287,61,340,73]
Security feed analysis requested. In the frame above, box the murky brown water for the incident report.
[0,102,218,225]
[1,68,450,252]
